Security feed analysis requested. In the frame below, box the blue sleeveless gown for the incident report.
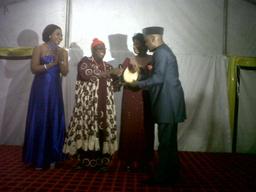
[23,55,65,168]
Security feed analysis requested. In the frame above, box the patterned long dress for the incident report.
[63,56,117,168]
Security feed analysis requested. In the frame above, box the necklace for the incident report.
[92,56,106,72]
[46,42,58,62]
[47,41,58,51]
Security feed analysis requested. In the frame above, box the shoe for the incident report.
[50,162,55,169]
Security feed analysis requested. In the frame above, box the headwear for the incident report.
[91,38,105,48]
[142,26,164,35]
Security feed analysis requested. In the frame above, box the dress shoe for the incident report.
[50,162,55,169]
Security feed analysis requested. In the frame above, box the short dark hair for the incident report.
[42,24,61,42]
[132,33,145,44]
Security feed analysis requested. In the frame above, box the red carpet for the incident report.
[0,145,255,192]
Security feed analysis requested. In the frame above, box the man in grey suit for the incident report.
[129,26,186,185]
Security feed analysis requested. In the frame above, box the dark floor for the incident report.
[0,145,255,192]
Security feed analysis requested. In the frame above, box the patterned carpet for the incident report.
[0,145,255,192]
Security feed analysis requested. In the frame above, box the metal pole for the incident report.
[223,0,228,55]
[64,0,71,48]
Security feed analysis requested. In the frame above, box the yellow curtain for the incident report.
[228,56,256,133]
[0,47,33,59]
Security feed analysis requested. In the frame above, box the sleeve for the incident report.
[77,57,97,82]
[137,50,166,88]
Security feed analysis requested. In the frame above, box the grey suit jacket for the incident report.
[137,43,186,123]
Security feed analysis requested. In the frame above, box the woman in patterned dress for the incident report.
[63,38,117,171]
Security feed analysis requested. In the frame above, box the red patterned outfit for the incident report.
[63,56,117,168]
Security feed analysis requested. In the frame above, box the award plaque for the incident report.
[123,67,139,83]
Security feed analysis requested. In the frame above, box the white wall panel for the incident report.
[0,0,66,47]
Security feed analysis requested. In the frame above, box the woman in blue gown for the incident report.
[23,24,69,169]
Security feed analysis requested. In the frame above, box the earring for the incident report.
[49,35,51,39]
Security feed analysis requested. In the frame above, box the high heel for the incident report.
[50,162,55,169]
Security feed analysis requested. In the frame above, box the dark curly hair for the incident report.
[42,24,61,42]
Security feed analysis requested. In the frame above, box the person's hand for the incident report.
[130,80,138,87]
[116,68,124,76]
[124,80,138,88]
[110,67,123,77]
[123,80,140,91]
[99,71,110,78]
[147,64,153,71]
[57,48,67,65]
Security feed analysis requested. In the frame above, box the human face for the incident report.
[144,35,155,51]
[133,39,143,55]
[92,44,106,60]
[49,28,63,45]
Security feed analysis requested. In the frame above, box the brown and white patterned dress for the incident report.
[63,56,117,168]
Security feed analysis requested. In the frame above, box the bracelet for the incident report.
[44,64,47,71]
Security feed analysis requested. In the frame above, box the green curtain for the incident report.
[0,47,33,59]
[228,56,256,133]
